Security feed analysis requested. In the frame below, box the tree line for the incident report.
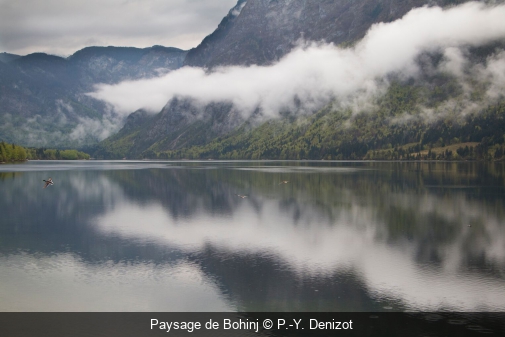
[149,101,505,161]
[0,141,90,163]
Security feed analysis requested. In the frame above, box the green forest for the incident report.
[93,44,505,162]
[0,142,90,163]
[87,41,505,162]
[149,84,505,161]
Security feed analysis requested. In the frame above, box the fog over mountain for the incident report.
[2,0,505,157]
[0,46,187,147]
[90,2,505,120]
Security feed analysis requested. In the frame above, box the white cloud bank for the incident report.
[90,2,505,119]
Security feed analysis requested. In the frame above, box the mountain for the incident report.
[95,0,505,160]
[0,52,21,63]
[95,98,248,159]
[3,0,505,160]
[184,0,467,68]
[103,59,505,161]
[0,46,187,148]
[66,46,187,90]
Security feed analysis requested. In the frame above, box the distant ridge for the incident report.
[0,52,21,63]
[0,45,187,148]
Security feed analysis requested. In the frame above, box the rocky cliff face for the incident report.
[184,0,466,68]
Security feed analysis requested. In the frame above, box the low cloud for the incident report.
[69,115,122,143]
[0,99,123,147]
[480,50,505,99]
[90,2,505,120]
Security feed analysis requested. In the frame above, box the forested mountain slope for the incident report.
[3,0,505,160]
[0,46,187,148]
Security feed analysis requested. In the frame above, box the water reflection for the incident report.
[0,161,504,312]
[0,253,231,311]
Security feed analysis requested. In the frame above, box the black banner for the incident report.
[1,312,504,337]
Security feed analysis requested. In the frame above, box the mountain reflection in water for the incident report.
[0,161,504,312]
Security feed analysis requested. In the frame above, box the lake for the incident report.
[1,160,504,314]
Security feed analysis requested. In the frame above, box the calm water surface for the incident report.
[0,160,504,312]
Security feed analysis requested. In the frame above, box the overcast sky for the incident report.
[0,0,237,56]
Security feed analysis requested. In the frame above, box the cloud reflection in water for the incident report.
[1,161,504,312]
[93,183,505,311]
